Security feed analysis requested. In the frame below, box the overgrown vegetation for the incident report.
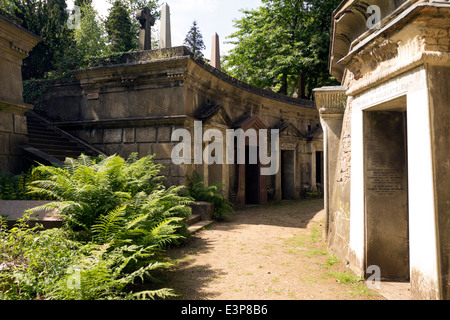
[184,172,234,221]
[0,153,193,300]
[0,168,50,200]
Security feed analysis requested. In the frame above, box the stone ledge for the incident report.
[0,200,63,229]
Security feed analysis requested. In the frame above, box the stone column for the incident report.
[0,15,41,173]
[211,33,221,71]
[159,3,172,49]
[313,86,347,239]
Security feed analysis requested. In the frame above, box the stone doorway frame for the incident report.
[362,96,410,282]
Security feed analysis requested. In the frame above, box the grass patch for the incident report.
[327,270,363,284]
[305,249,327,258]
[349,283,380,298]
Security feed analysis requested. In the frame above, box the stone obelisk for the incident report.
[159,3,172,49]
[211,33,221,71]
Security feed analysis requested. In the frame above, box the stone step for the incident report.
[24,111,101,163]
[28,138,80,147]
[187,220,214,234]
[185,214,201,226]
[0,200,63,229]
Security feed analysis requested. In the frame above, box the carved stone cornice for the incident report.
[313,87,347,119]
[345,39,399,80]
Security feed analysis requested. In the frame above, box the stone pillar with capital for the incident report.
[0,15,41,173]
[313,86,347,239]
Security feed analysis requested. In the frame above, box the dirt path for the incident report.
[161,199,385,300]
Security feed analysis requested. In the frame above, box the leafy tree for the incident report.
[54,1,108,76]
[74,0,92,6]
[105,0,135,53]
[1,0,75,80]
[108,0,161,51]
[183,20,205,58]
[223,0,341,98]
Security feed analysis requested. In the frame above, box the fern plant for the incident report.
[28,153,191,243]
[185,172,234,221]
[1,153,194,300]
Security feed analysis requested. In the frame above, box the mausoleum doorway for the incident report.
[363,97,409,281]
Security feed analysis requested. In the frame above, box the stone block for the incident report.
[73,129,91,142]
[105,144,121,155]
[0,133,10,155]
[152,143,174,160]
[13,114,27,135]
[118,143,138,158]
[103,129,123,143]
[0,113,13,133]
[136,127,156,143]
[170,163,186,177]
[123,128,135,143]
[157,126,172,142]
[138,143,153,156]
[190,202,214,221]
[9,134,27,155]
[90,129,103,144]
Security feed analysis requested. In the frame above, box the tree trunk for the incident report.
[298,74,306,99]
[279,74,288,95]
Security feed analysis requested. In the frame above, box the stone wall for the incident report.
[328,101,352,265]
[0,109,29,173]
[0,14,40,173]
[30,50,321,204]
[428,65,450,300]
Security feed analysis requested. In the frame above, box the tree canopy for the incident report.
[1,0,74,80]
[0,0,160,80]
[223,0,341,99]
[183,20,206,58]
[105,0,135,53]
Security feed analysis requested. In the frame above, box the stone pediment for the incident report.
[197,104,232,127]
[233,116,267,131]
[276,122,305,139]
[309,127,323,140]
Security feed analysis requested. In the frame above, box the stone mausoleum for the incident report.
[0,7,324,208]
[314,0,449,299]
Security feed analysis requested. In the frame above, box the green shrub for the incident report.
[184,172,234,221]
[0,213,175,300]
[1,153,194,300]
[0,169,51,201]
[29,153,192,242]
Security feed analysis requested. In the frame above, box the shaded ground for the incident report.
[159,199,385,300]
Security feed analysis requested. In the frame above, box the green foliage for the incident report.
[184,20,206,58]
[185,172,234,221]
[0,168,50,200]
[53,1,109,77]
[223,0,341,98]
[1,153,193,300]
[105,0,135,53]
[0,213,81,299]
[4,0,74,80]
[29,153,192,241]
[0,213,177,300]
[115,0,161,50]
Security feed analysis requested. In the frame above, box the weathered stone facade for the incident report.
[0,15,40,173]
[32,47,322,207]
[315,0,450,300]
